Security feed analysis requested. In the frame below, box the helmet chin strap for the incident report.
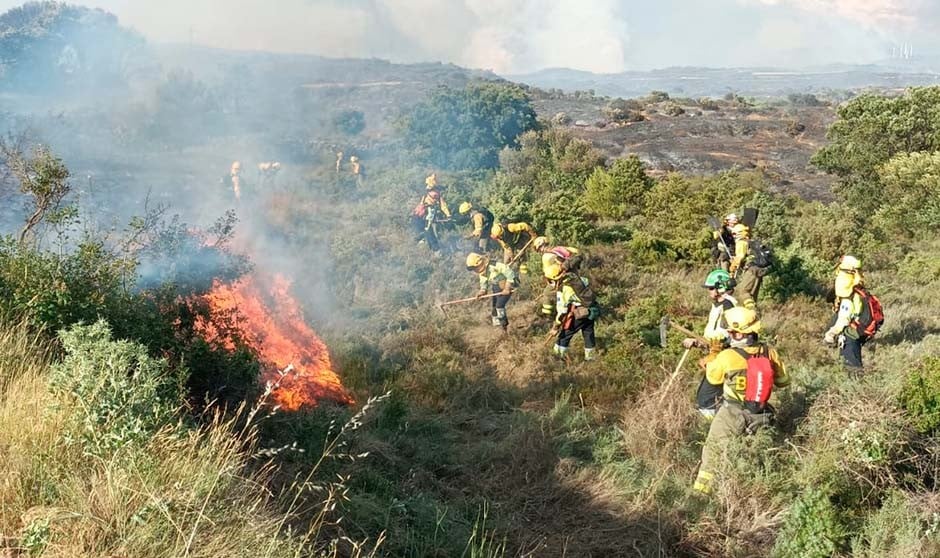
[729,334,757,348]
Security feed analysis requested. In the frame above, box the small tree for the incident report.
[332,109,366,136]
[0,139,70,244]
[584,156,653,220]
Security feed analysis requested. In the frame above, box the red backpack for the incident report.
[732,345,775,413]
[853,287,884,339]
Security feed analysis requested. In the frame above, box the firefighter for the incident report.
[684,269,740,417]
[713,213,737,271]
[693,306,790,495]
[223,161,243,201]
[458,201,494,252]
[547,260,599,361]
[257,161,281,186]
[491,220,537,265]
[536,237,583,316]
[411,174,452,250]
[335,151,344,173]
[466,252,514,332]
[824,255,869,377]
[728,223,763,309]
[349,155,364,187]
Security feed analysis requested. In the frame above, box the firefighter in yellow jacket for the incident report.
[458,202,494,252]
[547,260,599,361]
[728,224,767,309]
[466,252,514,331]
[824,255,868,376]
[536,236,583,316]
[491,221,537,264]
[693,306,790,495]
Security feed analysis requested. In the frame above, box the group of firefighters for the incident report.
[687,214,880,495]
[412,180,881,496]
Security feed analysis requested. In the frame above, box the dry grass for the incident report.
[0,320,382,557]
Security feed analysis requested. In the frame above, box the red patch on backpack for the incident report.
[733,346,775,413]
[853,287,884,339]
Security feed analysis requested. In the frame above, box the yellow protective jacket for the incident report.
[827,292,864,340]
[704,343,789,405]
[554,274,595,323]
[479,262,515,292]
[492,222,536,262]
[730,237,749,273]
[420,188,451,218]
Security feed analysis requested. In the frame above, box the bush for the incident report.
[49,321,185,457]
[661,102,685,116]
[399,81,538,169]
[774,488,846,558]
[900,356,940,434]
[584,156,654,220]
[332,109,366,135]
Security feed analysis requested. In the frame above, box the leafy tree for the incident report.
[0,139,71,244]
[811,87,940,213]
[584,156,653,220]
[0,1,146,93]
[400,81,538,169]
[874,151,940,241]
[332,109,366,136]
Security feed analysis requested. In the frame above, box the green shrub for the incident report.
[583,156,653,220]
[399,81,538,170]
[774,488,846,558]
[49,321,185,456]
[900,356,940,434]
[332,109,366,135]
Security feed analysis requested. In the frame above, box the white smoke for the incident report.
[0,0,629,74]
[741,0,929,31]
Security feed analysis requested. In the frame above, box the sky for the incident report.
[1,0,937,74]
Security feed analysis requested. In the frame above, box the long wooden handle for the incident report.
[658,347,692,404]
[439,291,508,307]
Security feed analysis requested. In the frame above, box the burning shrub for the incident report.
[49,321,185,456]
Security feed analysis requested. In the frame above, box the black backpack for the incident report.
[748,238,773,269]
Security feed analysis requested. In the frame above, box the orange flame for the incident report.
[195,273,353,410]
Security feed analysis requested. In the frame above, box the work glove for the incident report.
[476,290,486,299]
[682,338,698,349]
[823,331,836,345]
[500,288,512,296]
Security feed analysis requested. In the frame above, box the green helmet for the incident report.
[703,269,734,293]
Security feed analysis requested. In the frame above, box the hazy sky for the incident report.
[1,0,936,73]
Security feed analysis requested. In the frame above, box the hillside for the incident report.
[4,5,940,557]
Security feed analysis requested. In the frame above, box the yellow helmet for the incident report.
[543,260,563,280]
[838,255,861,273]
[465,252,487,271]
[425,173,438,189]
[533,236,549,251]
[350,156,359,163]
[724,306,761,334]
[231,161,241,173]
[731,223,749,237]
[490,223,503,238]
[458,202,473,215]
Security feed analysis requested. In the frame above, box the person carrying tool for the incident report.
[349,155,364,187]
[458,201,494,252]
[824,255,883,377]
[683,269,739,417]
[693,306,789,495]
[536,237,583,316]
[335,151,344,173]
[491,220,537,265]
[547,260,600,361]
[466,252,514,331]
[411,174,452,250]
[728,223,768,309]
[222,161,243,201]
[712,213,738,271]
[257,161,281,187]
